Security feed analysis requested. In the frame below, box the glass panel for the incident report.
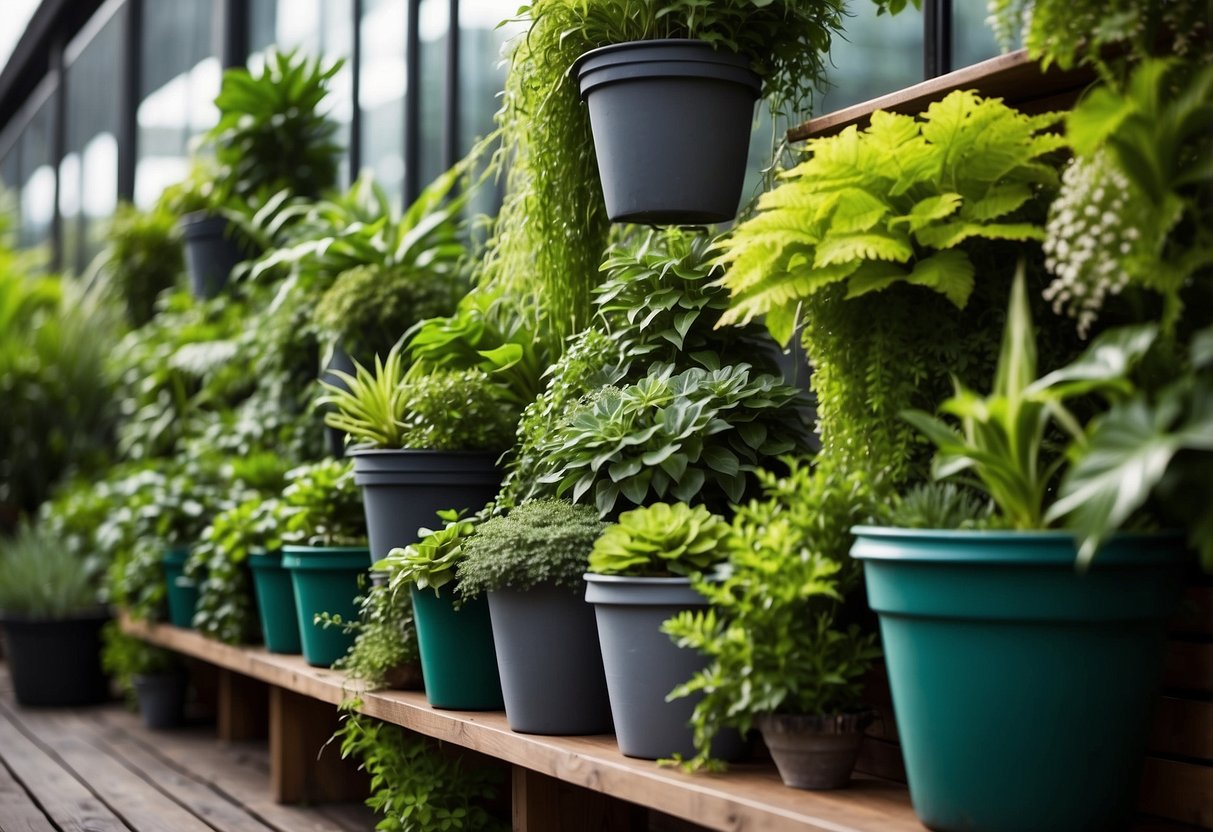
[953,3,1005,70]
[61,2,125,272]
[136,0,219,209]
[816,3,923,114]
[11,83,57,251]
[360,0,407,205]
[248,0,355,189]
[417,0,449,191]
[456,0,524,218]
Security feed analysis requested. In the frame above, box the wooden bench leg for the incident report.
[216,669,268,742]
[269,687,367,804]
[512,767,646,832]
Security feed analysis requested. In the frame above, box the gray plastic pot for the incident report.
[584,574,746,760]
[487,582,613,735]
[178,212,242,299]
[349,449,501,564]
[574,39,761,225]
[133,671,188,730]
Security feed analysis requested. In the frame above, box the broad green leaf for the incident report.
[903,250,975,308]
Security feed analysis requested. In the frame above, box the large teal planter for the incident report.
[411,586,503,710]
[282,545,368,667]
[162,546,199,629]
[249,549,302,654]
[850,528,1187,832]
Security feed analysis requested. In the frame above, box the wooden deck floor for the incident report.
[0,677,375,832]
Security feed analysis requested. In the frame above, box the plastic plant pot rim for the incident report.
[348,446,501,480]
[850,526,1187,566]
[161,546,192,565]
[281,545,371,572]
[582,573,708,607]
[574,39,760,99]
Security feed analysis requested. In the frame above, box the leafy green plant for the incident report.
[0,525,100,616]
[313,263,462,366]
[377,510,477,598]
[101,623,180,707]
[987,0,1211,77]
[335,713,505,832]
[716,90,1067,345]
[1043,60,1213,337]
[94,202,183,326]
[318,343,520,452]
[588,503,729,577]
[456,500,606,598]
[205,48,343,205]
[324,579,420,691]
[188,494,285,644]
[281,459,366,547]
[531,363,812,516]
[662,458,881,771]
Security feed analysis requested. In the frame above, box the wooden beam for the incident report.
[269,687,367,805]
[218,669,269,742]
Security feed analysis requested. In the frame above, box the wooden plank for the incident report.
[91,707,371,832]
[1138,757,1213,829]
[0,757,57,832]
[269,687,367,805]
[787,48,1095,141]
[513,767,561,832]
[3,707,214,832]
[1148,697,1213,762]
[512,767,646,832]
[217,669,269,742]
[1163,642,1213,694]
[0,702,129,832]
[56,711,274,832]
[122,616,921,832]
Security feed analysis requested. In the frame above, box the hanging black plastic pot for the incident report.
[133,671,188,729]
[574,39,762,225]
[178,211,242,299]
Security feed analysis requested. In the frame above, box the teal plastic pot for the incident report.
[411,586,503,710]
[249,549,302,654]
[281,545,368,667]
[850,528,1187,832]
[162,547,199,629]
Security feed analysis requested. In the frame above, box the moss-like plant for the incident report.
[457,500,606,598]
[588,502,729,577]
[335,713,506,832]
[324,580,420,691]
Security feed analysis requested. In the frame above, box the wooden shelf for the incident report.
[788,48,1096,142]
[121,617,921,832]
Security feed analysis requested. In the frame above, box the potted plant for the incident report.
[102,624,187,730]
[456,499,612,734]
[317,342,519,565]
[321,570,422,691]
[376,511,503,710]
[584,502,747,761]
[180,48,343,297]
[850,266,1198,831]
[663,459,881,787]
[0,525,110,707]
[279,459,371,667]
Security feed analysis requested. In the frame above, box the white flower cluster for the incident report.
[1042,152,1145,338]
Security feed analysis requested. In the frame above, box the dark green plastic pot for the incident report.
[162,547,199,629]
[249,549,302,654]
[282,545,368,667]
[411,586,503,710]
[850,528,1187,832]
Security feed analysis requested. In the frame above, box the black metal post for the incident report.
[219,0,249,70]
[116,0,141,204]
[443,0,459,170]
[349,0,363,177]
[49,36,66,273]
[404,0,421,203]
[923,0,953,79]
